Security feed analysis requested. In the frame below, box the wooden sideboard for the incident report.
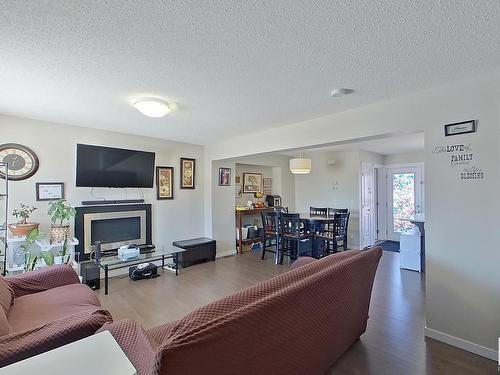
[235,208,273,254]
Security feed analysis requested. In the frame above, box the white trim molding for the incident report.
[216,249,237,259]
[425,327,498,361]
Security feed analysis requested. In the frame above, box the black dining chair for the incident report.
[261,211,282,262]
[280,213,312,264]
[328,208,349,215]
[314,212,350,255]
[334,212,350,251]
[310,207,328,216]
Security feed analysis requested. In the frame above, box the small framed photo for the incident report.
[180,158,195,189]
[156,166,174,200]
[444,120,476,137]
[242,173,262,194]
[36,182,64,201]
[235,175,241,185]
[219,168,231,186]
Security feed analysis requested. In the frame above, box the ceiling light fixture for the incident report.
[133,97,172,118]
[330,88,353,97]
[290,154,312,174]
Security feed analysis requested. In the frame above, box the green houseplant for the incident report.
[9,203,39,237]
[14,227,45,271]
[48,199,76,244]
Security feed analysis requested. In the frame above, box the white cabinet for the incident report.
[400,226,421,272]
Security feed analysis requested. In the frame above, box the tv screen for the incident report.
[76,144,155,188]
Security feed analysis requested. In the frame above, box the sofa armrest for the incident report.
[0,308,112,368]
[98,320,160,375]
[6,264,80,298]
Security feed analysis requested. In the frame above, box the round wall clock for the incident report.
[0,143,39,181]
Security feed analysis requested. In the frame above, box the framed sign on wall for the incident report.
[36,182,64,201]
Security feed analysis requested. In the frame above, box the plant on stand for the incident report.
[18,227,45,271]
[48,199,76,244]
[9,204,39,237]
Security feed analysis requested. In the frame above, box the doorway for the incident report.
[377,165,424,242]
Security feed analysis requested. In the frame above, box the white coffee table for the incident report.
[1,330,136,375]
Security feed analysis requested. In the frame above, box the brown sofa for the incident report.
[0,264,112,367]
[100,247,382,375]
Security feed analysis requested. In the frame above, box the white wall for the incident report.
[204,72,500,359]
[294,150,361,248]
[383,150,424,165]
[1,115,205,251]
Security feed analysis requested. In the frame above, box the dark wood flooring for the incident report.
[97,250,497,374]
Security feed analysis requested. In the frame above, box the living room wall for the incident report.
[1,114,205,251]
[205,72,500,360]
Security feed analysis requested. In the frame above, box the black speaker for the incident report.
[81,262,100,290]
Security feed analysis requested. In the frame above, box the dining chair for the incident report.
[261,211,282,262]
[280,213,312,264]
[310,207,328,216]
[312,218,336,257]
[334,212,350,251]
[328,208,349,214]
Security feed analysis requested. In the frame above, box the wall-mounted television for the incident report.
[76,144,155,188]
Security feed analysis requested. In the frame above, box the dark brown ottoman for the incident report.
[172,237,216,268]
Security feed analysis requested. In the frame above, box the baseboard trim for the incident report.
[216,249,237,258]
[425,327,498,361]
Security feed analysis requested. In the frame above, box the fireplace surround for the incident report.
[75,204,152,260]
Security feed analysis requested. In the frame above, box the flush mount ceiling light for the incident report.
[133,98,172,118]
[330,88,354,97]
[290,156,312,174]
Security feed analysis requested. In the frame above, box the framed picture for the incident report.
[156,166,174,199]
[444,120,476,137]
[36,182,64,201]
[180,158,195,189]
[235,175,241,185]
[242,173,262,194]
[219,168,231,186]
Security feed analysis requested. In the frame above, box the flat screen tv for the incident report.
[76,144,155,188]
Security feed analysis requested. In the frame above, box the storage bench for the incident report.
[172,237,216,268]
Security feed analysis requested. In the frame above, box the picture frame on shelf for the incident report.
[156,166,174,200]
[36,182,64,201]
[218,168,231,186]
[180,158,195,189]
[242,173,262,194]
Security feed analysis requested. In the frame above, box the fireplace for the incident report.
[75,204,152,260]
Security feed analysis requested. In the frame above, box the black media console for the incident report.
[172,237,216,268]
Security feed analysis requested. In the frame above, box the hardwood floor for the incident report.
[97,250,497,374]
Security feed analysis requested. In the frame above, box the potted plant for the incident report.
[14,227,45,270]
[9,204,39,237]
[48,199,76,244]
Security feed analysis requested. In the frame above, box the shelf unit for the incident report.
[235,207,273,254]
[0,162,8,275]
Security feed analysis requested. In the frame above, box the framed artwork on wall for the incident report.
[180,158,195,189]
[156,166,174,199]
[242,173,262,194]
[218,167,231,186]
[36,182,64,201]
[444,120,476,136]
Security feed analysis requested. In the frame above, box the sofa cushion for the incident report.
[0,276,14,315]
[7,283,101,333]
[0,309,8,336]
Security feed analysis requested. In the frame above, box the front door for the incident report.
[387,167,423,241]
[360,162,375,248]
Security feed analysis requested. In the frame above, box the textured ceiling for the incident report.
[1,1,499,145]
[281,132,425,156]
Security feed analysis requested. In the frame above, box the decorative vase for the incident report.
[8,223,39,237]
[50,225,69,244]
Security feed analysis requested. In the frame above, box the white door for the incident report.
[387,167,423,241]
[360,162,375,248]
